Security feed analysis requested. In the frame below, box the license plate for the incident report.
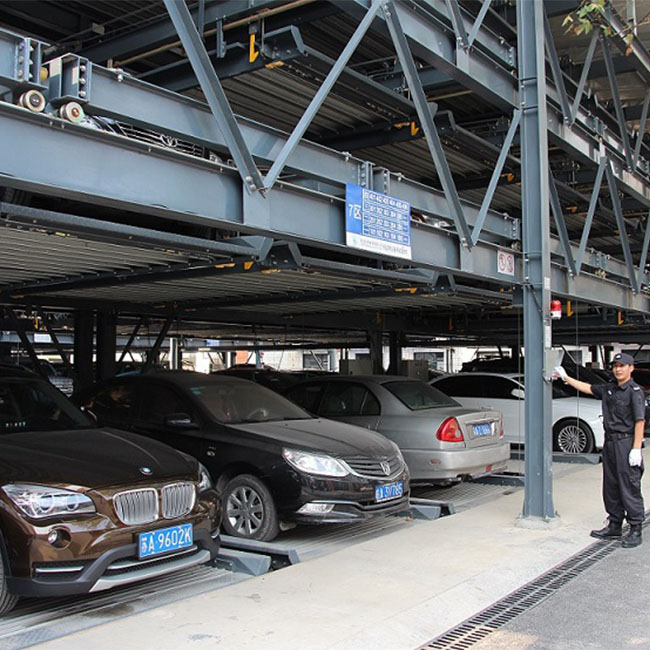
[474,423,492,437]
[375,481,404,503]
[138,523,193,559]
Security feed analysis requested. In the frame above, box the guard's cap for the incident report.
[611,352,635,366]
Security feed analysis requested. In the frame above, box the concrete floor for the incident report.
[29,453,650,650]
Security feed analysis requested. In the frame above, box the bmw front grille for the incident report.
[161,483,196,519]
[113,483,197,525]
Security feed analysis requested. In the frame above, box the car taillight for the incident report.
[436,417,464,442]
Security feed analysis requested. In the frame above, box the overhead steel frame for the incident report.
[1,1,650,521]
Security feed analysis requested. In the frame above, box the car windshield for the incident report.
[0,377,95,432]
[189,381,312,424]
[513,375,573,399]
[384,380,459,410]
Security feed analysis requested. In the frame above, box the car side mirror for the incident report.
[164,413,199,430]
[511,388,525,399]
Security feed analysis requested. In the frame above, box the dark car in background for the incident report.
[284,375,509,484]
[0,366,220,615]
[74,372,410,542]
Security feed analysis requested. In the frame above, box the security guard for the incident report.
[556,352,646,548]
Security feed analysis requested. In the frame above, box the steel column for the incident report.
[73,310,94,390]
[96,310,117,381]
[518,0,555,522]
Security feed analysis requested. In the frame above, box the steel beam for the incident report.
[0,102,647,311]
[78,1,287,63]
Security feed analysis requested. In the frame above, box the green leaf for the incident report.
[562,15,574,26]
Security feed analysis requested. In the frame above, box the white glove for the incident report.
[554,366,568,382]
[629,448,643,467]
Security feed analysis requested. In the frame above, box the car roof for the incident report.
[294,374,423,384]
[434,372,519,378]
[0,363,40,378]
[114,369,254,386]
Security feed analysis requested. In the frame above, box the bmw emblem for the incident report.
[380,461,391,476]
[139,467,153,476]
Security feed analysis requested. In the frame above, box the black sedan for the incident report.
[75,372,410,541]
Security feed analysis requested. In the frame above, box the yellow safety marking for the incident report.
[262,268,281,273]
[566,301,573,317]
[249,34,259,63]
[410,121,419,136]
[214,263,235,269]
[394,287,417,293]
[243,261,254,270]
[618,311,624,325]
[265,61,284,69]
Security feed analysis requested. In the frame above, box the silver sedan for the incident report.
[284,375,509,484]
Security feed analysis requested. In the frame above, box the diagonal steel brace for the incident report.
[383,0,472,248]
[263,0,383,190]
[548,170,577,277]
[164,0,264,194]
[605,162,639,293]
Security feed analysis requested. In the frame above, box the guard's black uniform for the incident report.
[591,379,646,526]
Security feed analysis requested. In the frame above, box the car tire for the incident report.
[221,474,280,542]
[0,552,18,616]
[553,419,594,454]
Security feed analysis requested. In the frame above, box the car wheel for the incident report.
[221,474,279,541]
[0,552,18,616]
[553,419,594,454]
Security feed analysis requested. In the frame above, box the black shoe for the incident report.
[622,525,643,548]
[590,524,622,539]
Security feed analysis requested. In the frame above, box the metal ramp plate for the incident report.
[0,564,241,650]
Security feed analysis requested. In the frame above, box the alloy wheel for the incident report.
[226,486,265,536]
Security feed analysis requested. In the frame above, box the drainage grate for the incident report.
[417,537,624,649]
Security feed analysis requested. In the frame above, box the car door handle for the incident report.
[206,447,216,457]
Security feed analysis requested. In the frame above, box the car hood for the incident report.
[231,418,396,457]
[0,428,197,488]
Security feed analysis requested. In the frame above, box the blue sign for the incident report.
[345,184,411,259]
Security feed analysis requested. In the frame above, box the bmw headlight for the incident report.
[282,448,349,477]
[198,463,213,492]
[2,484,95,519]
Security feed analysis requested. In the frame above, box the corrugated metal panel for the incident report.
[0,224,209,287]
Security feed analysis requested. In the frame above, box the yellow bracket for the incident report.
[566,300,573,317]
[410,121,419,136]
[394,287,417,294]
[249,34,259,63]
[618,311,624,325]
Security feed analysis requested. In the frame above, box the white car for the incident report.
[430,372,604,454]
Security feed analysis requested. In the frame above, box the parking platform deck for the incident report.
[10,454,648,650]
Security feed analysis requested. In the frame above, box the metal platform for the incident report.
[0,479,516,649]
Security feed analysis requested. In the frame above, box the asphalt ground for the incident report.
[463,530,650,650]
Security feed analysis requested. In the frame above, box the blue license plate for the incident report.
[138,523,193,559]
[375,481,404,503]
[474,423,492,437]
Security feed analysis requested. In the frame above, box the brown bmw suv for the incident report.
[0,365,221,615]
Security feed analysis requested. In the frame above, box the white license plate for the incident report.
[474,423,492,436]
[138,523,193,559]
[375,481,404,503]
